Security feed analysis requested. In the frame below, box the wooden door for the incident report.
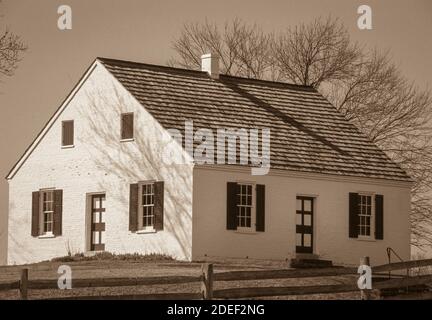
[296,196,314,254]
[90,194,106,251]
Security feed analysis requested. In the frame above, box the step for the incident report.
[289,258,333,269]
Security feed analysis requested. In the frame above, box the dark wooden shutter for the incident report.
[31,191,40,237]
[256,184,265,232]
[121,113,134,140]
[129,183,139,232]
[349,193,359,238]
[375,194,384,240]
[62,121,74,146]
[154,181,164,231]
[53,189,63,236]
[227,182,238,230]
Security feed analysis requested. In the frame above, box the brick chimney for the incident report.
[201,53,219,79]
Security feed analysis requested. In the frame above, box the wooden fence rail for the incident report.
[0,257,431,300]
[28,275,202,290]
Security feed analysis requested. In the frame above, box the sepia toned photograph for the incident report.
[0,0,431,309]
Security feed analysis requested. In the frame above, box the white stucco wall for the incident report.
[192,166,411,266]
[7,62,193,265]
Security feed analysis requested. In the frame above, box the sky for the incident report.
[0,0,431,264]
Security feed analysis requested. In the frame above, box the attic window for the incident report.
[62,120,74,147]
[121,113,134,140]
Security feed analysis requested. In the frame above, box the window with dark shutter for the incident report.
[121,113,134,140]
[53,189,63,236]
[31,191,40,237]
[129,184,139,232]
[62,120,74,146]
[256,184,265,232]
[375,194,384,240]
[154,181,164,231]
[32,189,62,237]
[226,182,238,230]
[139,183,155,229]
[349,193,359,238]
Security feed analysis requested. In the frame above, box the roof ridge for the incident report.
[97,57,209,77]
[219,74,315,92]
[97,56,315,92]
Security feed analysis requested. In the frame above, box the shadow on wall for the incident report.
[7,201,36,264]
[78,81,192,259]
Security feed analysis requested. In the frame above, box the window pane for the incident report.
[304,214,312,226]
[296,233,302,246]
[247,185,252,194]
[296,214,302,226]
[92,231,98,244]
[296,199,302,211]
[304,234,311,247]
[93,197,99,209]
[246,207,251,218]
[303,200,311,212]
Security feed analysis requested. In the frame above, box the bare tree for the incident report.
[170,17,432,249]
[327,49,432,248]
[272,17,362,87]
[169,18,274,79]
[0,2,27,78]
[0,28,26,77]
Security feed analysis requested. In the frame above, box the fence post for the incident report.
[201,263,213,300]
[20,268,28,300]
[360,256,371,300]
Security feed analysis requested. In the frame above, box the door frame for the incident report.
[295,196,315,254]
[85,192,106,252]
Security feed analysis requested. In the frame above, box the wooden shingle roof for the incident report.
[99,57,411,182]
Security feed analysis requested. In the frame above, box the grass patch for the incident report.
[50,252,174,263]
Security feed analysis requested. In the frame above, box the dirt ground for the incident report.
[0,256,360,300]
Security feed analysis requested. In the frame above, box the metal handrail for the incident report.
[386,247,410,279]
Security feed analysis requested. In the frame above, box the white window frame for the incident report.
[357,193,375,240]
[138,181,155,232]
[39,189,54,236]
[236,182,256,233]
